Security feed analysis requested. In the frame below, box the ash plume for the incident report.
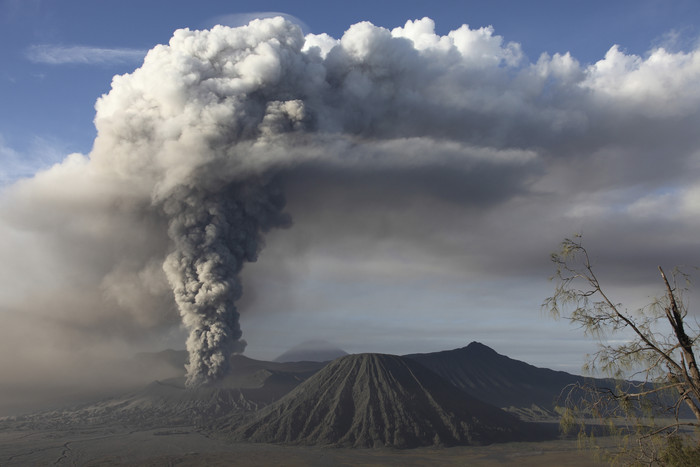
[2,15,700,395]
[87,19,308,387]
[162,182,290,386]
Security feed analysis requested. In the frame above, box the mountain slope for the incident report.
[228,353,546,448]
[405,342,585,417]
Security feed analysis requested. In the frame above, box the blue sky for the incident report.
[2,0,700,399]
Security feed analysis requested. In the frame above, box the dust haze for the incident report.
[1,17,700,411]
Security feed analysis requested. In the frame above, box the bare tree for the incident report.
[543,235,700,465]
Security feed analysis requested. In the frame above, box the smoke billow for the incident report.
[83,20,316,386]
[162,182,290,386]
[2,16,700,391]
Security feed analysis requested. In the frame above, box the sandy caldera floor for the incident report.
[0,425,607,466]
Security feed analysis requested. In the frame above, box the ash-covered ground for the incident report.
[0,343,614,465]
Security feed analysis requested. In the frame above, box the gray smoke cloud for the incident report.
[162,182,290,386]
[82,19,313,386]
[2,16,700,392]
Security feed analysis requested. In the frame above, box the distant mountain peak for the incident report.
[464,341,499,354]
[405,343,583,418]
[274,339,348,363]
[293,339,335,347]
[465,341,490,349]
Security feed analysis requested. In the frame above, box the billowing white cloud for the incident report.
[583,44,700,116]
[207,11,310,34]
[302,32,338,58]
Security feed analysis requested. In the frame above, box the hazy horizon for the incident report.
[2,0,700,413]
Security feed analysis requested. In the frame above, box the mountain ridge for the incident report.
[225,353,554,448]
[4,342,595,440]
[405,341,588,418]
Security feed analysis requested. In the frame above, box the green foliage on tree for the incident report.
[544,236,700,465]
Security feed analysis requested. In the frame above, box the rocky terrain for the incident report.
[223,353,555,447]
[1,342,585,464]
